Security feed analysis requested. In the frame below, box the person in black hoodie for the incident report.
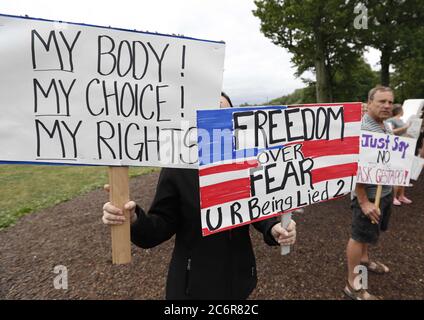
[102,93,297,299]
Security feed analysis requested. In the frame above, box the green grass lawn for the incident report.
[0,165,158,229]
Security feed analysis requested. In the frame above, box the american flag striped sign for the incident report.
[197,103,362,236]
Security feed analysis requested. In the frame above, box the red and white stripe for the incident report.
[199,103,362,232]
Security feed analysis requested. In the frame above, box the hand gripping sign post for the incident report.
[197,103,362,254]
[357,131,417,219]
[0,14,225,264]
[108,166,131,263]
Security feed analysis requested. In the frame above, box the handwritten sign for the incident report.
[357,131,417,186]
[197,103,362,236]
[410,156,424,181]
[406,116,423,139]
[0,14,225,168]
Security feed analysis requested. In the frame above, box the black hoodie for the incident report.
[131,168,280,300]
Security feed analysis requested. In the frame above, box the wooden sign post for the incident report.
[374,185,382,208]
[108,167,131,264]
[373,184,383,225]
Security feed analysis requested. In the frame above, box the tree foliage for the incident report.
[391,16,424,102]
[253,0,363,102]
[269,58,379,105]
[359,0,424,86]
[267,86,316,105]
[332,57,380,102]
[253,0,424,103]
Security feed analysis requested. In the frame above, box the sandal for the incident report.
[343,282,379,300]
[361,261,390,274]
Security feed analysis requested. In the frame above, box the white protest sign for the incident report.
[406,116,423,139]
[411,156,424,181]
[197,103,362,236]
[357,131,417,186]
[0,14,225,168]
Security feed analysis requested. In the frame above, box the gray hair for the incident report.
[368,86,393,102]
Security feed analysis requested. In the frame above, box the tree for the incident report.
[253,0,363,102]
[269,58,379,105]
[332,57,380,102]
[239,102,252,107]
[393,57,424,101]
[359,0,424,86]
[267,86,316,105]
[392,36,424,101]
